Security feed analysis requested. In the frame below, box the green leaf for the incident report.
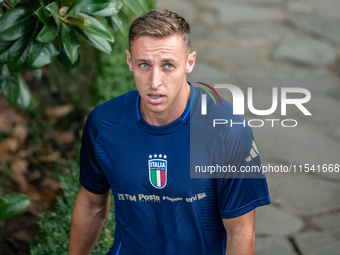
[61,24,80,64]
[76,27,111,54]
[0,7,36,42]
[6,0,21,6]
[79,13,114,42]
[17,75,31,110]
[0,41,12,65]
[1,71,20,106]
[36,21,60,43]
[91,1,123,16]
[0,193,30,220]
[35,5,50,25]
[28,68,42,79]
[28,39,60,69]
[122,0,147,15]
[46,2,61,26]
[66,16,88,27]
[108,13,126,36]
[0,64,10,82]
[7,34,31,72]
[68,0,111,15]
[57,48,81,69]
[137,0,149,13]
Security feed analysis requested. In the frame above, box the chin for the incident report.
[147,105,167,114]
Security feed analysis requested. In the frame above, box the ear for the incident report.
[186,51,196,74]
[126,49,133,71]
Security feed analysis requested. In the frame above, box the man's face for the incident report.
[126,33,196,124]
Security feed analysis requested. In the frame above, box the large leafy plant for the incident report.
[0,0,149,109]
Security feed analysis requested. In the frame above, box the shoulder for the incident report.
[191,86,252,137]
[85,90,138,136]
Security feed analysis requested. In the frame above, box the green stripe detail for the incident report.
[151,170,157,186]
[199,88,217,106]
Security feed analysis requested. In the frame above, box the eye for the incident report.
[165,63,173,68]
[140,63,149,68]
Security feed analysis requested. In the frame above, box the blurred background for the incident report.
[0,0,339,254]
[159,0,340,254]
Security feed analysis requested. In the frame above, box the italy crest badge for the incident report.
[149,154,167,189]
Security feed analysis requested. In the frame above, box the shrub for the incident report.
[29,1,155,254]
[30,160,116,255]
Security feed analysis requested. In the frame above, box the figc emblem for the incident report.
[149,154,167,189]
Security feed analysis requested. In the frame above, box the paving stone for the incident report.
[236,66,334,78]
[269,179,340,217]
[156,0,198,23]
[255,205,304,235]
[196,11,217,28]
[255,237,296,255]
[272,37,337,66]
[303,93,340,127]
[253,123,340,178]
[193,32,269,68]
[190,24,206,37]
[237,23,300,45]
[199,28,275,65]
[293,0,340,20]
[287,1,313,13]
[334,128,340,141]
[187,63,230,81]
[236,68,336,93]
[311,212,340,238]
[156,0,206,37]
[294,232,340,255]
[210,3,285,23]
[249,0,283,4]
[289,16,340,45]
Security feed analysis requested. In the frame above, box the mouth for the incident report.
[149,94,163,99]
[147,93,165,104]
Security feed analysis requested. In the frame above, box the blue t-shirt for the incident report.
[80,85,271,255]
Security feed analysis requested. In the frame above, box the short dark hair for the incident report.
[128,9,191,50]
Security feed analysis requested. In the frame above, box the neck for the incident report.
[140,82,191,126]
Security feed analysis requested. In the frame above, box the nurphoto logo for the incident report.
[198,83,312,128]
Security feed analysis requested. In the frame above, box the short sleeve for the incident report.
[79,112,110,194]
[218,124,271,218]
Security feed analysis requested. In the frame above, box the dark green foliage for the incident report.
[91,32,135,105]
[27,1,154,253]
[30,161,116,254]
[60,23,80,64]
[0,0,151,108]
[0,7,35,42]
[43,4,149,113]
[7,33,32,72]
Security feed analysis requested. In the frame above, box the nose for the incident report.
[150,67,161,90]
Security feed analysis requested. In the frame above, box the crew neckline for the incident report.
[135,82,196,135]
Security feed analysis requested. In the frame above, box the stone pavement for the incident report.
[157,0,340,254]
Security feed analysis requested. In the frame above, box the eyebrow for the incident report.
[162,59,176,62]
[135,59,151,63]
[134,58,178,63]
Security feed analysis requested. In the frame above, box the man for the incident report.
[68,9,270,255]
